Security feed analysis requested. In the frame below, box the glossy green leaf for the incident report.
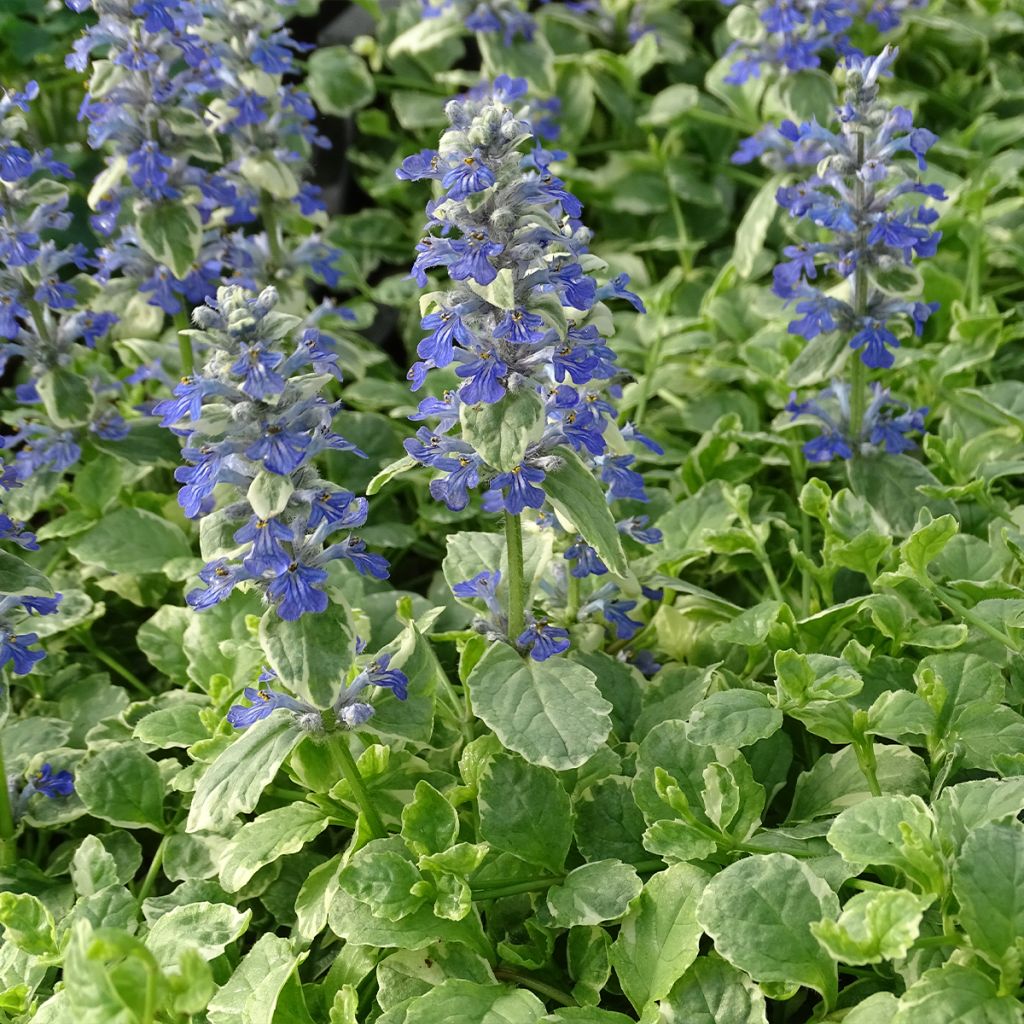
[609,863,708,1011]
[698,853,839,1008]
[467,642,612,770]
[479,752,572,873]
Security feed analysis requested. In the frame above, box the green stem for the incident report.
[175,311,193,376]
[260,191,285,269]
[135,833,168,905]
[504,511,526,641]
[473,876,564,901]
[329,732,387,840]
[936,587,1020,651]
[853,738,883,797]
[633,331,666,430]
[912,932,964,950]
[493,969,576,1008]
[0,738,16,869]
[565,574,580,627]
[25,298,54,351]
[848,130,869,441]
[76,631,149,697]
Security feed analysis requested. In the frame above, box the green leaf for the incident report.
[145,902,251,970]
[465,266,516,309]
[811,889,935,965]
[826,795,944,893]
[656,481,738,565]
[467,642,612,771]
[543,448,630,577]
[952,821,1024,968]
[186,713,303,832]
[247,471,294,520]
[443,529,552,608]
[134,200,202,279]
[659,958,765,1024]
[685,690,783,748]
[401,780,459,856]
[340,839,428,922]
[69,508,191,575]
[37,367,95,428]
[133,704,207,748]
[892,965,1023,1024]
[540,1011,635,1024]
[387,16,462,56]
[328,886,491,958]
[294,854,342,944]
[0,893,57,956]
[609,863,708,1011]
[239,153,299,199]
[633,720,716,826]
[479,752,572,873]
[366,454,418,495]
[934,778,1024,850]
[788,744,929,822]
[207,933,307,1024]
[659,957,768,1024]
[546,861,642,927]
[306,46,374,116]
[259,603,354,706]
[901,513,959,577]
[218,803,331,893]
[698,853,839,1008]
[639,83,700,126]
[376,980,544,1024]
[574,776,650,866]
[0,550,53,597]
[733,175,782,278]
[70,835,121,897]
[76,743,165,831]
[64,925,160,1024]
[849,455,955,537]
[460,389,545,472]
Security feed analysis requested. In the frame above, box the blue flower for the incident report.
[486,463,546,515]
[266,560,330,620]
[0,628,45,675]
[456,350,508,404]
[517,620,570,661]
[565,538,607,578]
[226,686,313,728]
[453,570,503,619]
[785,381,926,462]
[28,763,75,798]
[235,516,293,575]
[442,151,496,199]
[187,558,251,610]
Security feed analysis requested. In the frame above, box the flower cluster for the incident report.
[68,0,340,320]
[396,78,646,516]
[0,456,62,676]
[721,0,926,84]
[770,47,942,460]
[398,78,662,657]
[156,285,388,620]
[453,569,571,661]
[0,80,126,478]
[420,0,540,43]
[227,652,409,734]
[786,381,927,461]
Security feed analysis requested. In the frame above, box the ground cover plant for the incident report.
[0,0,1023,1020]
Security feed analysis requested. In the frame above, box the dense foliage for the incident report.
[1,0,1024,1021]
